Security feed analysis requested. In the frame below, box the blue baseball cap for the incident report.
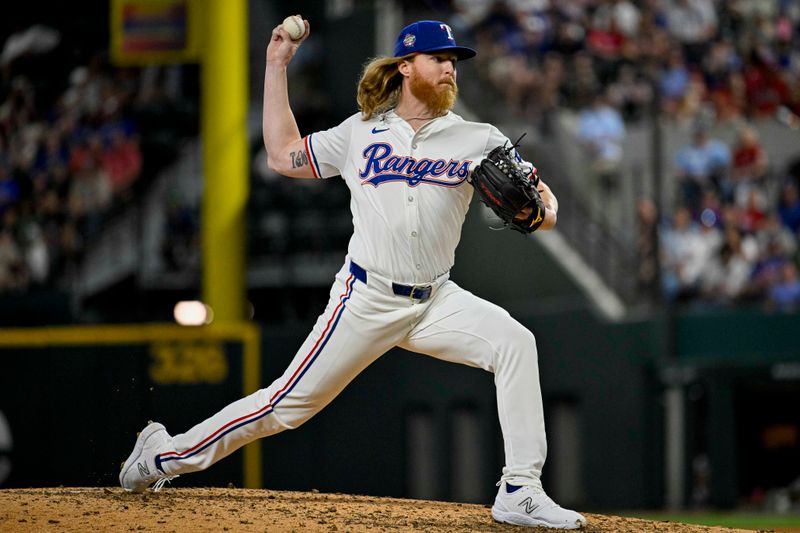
[393,20,476,61]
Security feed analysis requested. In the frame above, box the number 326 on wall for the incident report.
[149,341,228,385]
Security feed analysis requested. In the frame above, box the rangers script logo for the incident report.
[359,142,471,187]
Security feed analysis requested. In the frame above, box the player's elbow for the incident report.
[266,154,280,172]
[267,154,290,176]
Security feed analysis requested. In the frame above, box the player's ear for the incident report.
[397,55,414,77]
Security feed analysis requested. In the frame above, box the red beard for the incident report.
[408,69,458,115]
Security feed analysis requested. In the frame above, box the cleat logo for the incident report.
[138,462,150,477]
[519,497,539,514]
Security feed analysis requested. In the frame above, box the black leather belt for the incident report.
[349,260,433,302]
[391,283,432,302]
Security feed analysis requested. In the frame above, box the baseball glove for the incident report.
[470,137,546,233]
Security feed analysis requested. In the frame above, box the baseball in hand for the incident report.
[282,15,305,41]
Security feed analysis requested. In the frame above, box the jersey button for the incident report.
[415,264,421,269]
[411,231,417,237]
[412,143,418,149]
[408,196,414,202]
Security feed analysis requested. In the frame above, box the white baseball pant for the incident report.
[157,258,546,486]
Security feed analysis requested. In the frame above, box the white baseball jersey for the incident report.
[305,110,518,284]
[155,109,548,492]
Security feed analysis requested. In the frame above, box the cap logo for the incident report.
[440,23,454,41]
[403,33,416,48]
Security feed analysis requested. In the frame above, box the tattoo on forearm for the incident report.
[290,150,309,168]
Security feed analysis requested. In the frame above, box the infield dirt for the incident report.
[0,487,769,532]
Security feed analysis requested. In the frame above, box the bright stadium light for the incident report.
[174,301,213,326]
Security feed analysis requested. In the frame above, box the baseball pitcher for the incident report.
[120,18,585,529]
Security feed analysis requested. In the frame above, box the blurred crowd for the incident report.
[453,0,800,125]
[645,122,800,312]
[448,0,800,311]
[0,55,144,292]
[0,22,196,294]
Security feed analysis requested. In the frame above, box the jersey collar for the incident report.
[381,109,453,123]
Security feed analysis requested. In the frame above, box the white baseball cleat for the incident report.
[119,421,178,492]
[492,483,586,529]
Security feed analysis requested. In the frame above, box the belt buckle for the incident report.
[410,285,432,302]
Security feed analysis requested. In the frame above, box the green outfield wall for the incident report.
[0,323,261,489]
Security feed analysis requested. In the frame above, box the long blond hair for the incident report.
[357,56,407,120]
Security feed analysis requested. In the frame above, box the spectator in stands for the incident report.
[37,130,68,173]
[757,212,798,260]
[720,204,761,260]
[550,7,587,58]
[711,71,748,122]
[635,196,660,297]
[699,237,754,305]
[0,227,25,291]
[745,238,791,301]
[100,127,142,196]
[610,0,642,40]
[675,122,731,210]
[664,0,718,66]
[607,63,653,122]
[568,51,601,108]
[537,52,567,132]
[697,189,724,229]
[637,13,673,69]
[576,92,626,190]
[68,132,102,176]
[659,49,691,116]
[778,182,800,234]
[161,196,200,273]
[730,125,769,206]
[743,47,792,117]
[767,262,800,312]
[739,188,768,234]
[704,39,745,121]
[679,70,710,122]
[491,53,538,118]
[0,162,19,215]
[20,220,48,286]
[0,77,36,135]
[67,153,111,236]
[661,205,720,299]
[585,0,626,82]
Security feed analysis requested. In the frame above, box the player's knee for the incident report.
[270,404,313,431]
[508,323,536,351]
[495,323,537,366]
[271,391,333,431]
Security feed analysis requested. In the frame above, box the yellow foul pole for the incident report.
[202,0,248,324]
[201,0,261,489]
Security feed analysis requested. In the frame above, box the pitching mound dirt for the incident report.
[0,487,761,532]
